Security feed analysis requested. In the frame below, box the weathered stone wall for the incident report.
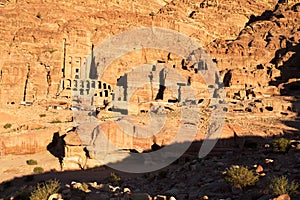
[0,127,57,155]
[0,0,276,105]
[2,0,300,156]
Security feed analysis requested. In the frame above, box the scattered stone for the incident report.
[265,158,274,164]
[202,195,209,200]
[71,182,82,189]
[154,195,167,200]
[259,172,266,177]
[109,185,121,192]
[124,187,131,193]
[48,193,63,200]
[101,184,111,192]
[272,194,290,200]
[256,165,264,173]
[90,181,98,187]
[217,161,225,167]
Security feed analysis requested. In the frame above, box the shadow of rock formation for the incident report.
[47,132,66,170]
[1,134,300,200]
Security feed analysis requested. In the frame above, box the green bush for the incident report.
[49,120,62,124]
[272,138,291,153]
[39,114,46,118]
[149,12,156,17]
[36,12,41,19]
[224,165,259,189]
[48,49,57,54]
[269,176,299,196]
[26,159,38,165]
[33,167,44,174]
[3,123,12,129]
[81,182,89,191]
[30,179,60,200]
[108,172,122,186]
[76,182,89,192]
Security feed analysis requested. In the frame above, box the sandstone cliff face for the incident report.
[1,0,300,156]
[0,127,57,155]
[0,0,275,105]
[208,3,300,110]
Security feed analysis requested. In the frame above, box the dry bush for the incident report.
[30,179,60,200]
[224,165,259,189]
[269,176,299,196]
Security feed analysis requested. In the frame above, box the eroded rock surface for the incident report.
[0,0,299,174]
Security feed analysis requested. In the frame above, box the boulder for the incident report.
[272,194,290,200]
[256,165,264,173]
[154,195,167,200]
[48,193,63,200]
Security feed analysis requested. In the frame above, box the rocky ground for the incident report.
[1,135,300,199]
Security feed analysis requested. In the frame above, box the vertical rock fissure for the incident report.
[62,38,66,78]
[23,64,30,101]
[45,65,52,95]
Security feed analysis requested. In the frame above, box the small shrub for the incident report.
[272,138,291,153]
[39,114,46,118]
[48,49,57,54]
[43,49,57,54]
[50,120,62,124]
[269,176,299,196]
[33,167,44,174]
[224,165,259,189]
[26,159,38,165]
[76,182,89,192]
[108,172,122,186]
[30,179,60,200]
[3,123,12,129]
[81,182,89,191]
[36,12,41,19]
[149,12,156,17]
